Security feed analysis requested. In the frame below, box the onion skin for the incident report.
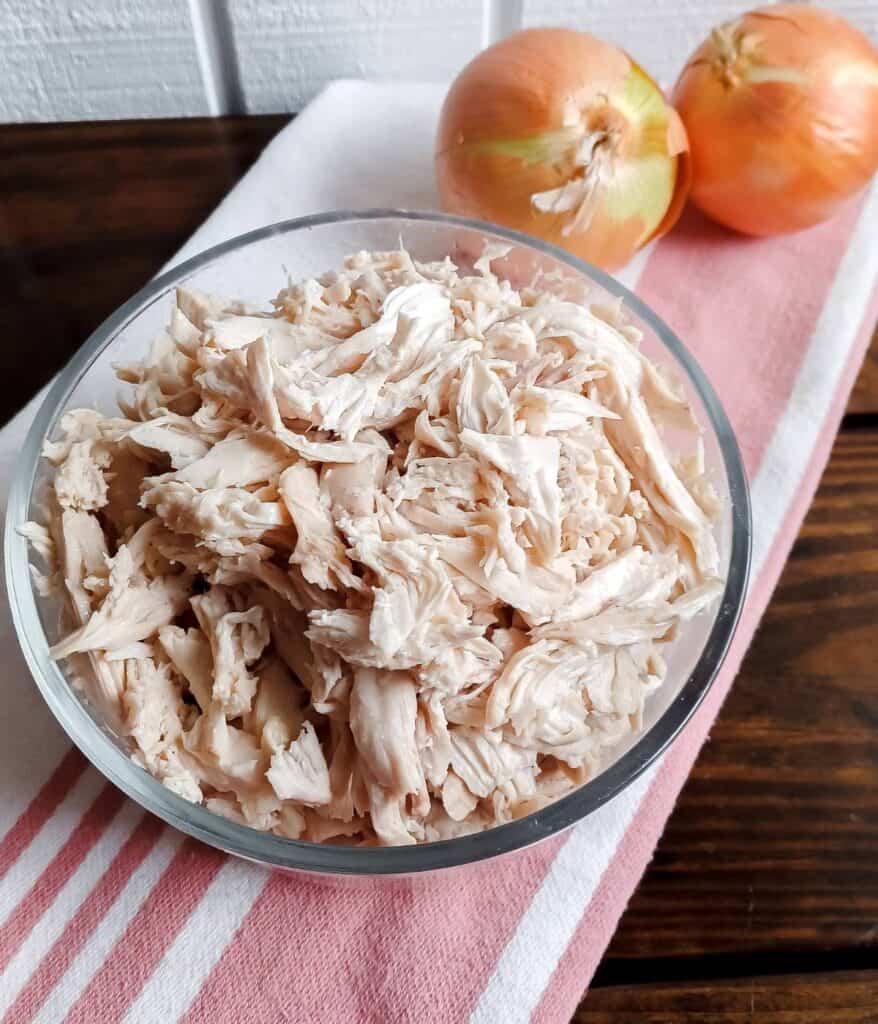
[673,4,878,236]
[436,28,689,271]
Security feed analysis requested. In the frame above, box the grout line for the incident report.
[187,0,246,116]
[481,0,524,48]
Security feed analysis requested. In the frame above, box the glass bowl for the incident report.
[4,211,751,876]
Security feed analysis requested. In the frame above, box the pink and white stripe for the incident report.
[0,82,876,1024]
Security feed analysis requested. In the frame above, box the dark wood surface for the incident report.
[586,422,878,1020]
[601,428,878,958]
[2,116,877,1021]
[578,971,878,1023]
[0,115,288,423]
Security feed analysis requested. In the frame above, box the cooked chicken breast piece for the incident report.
[24,245,724,844]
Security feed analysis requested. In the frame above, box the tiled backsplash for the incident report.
[1,0,875,123]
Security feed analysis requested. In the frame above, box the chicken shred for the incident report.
[23,246,724,845]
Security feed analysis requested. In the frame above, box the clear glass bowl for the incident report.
[4,211,751,876]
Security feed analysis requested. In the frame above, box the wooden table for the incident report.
[2,116,876,1023]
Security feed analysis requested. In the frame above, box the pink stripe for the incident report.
[177,201,870,1024]
[5,196,872,1024]
[4,813,164,1024]
[531,283,878,1024]
[0,749,86,884]
[184,835,567,1024]
[531,625,757,1024]
[0,784,125,973]
[65,840,226,1024]
[635,198,865,477]
[525,203,868,1023]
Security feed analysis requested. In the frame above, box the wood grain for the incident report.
[600,426,878,964]
[578,970,878,1023]
[575,423,878,1015]
[0,114,285,426]
[2,116,877,1022]
[850,327,878,414]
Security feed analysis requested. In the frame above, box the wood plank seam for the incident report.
[592,946,878,989]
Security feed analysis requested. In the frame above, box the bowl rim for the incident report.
[5,208,752,875]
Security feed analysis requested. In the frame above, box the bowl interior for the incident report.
[6,211,750,875]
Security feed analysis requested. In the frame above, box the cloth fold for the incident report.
[1,80,876,1024]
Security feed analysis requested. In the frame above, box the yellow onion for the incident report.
[435,28,690,271]
[673,3,878,235]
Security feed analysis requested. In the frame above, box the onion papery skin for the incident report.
[435,28,690,272]
[672,3,878,236]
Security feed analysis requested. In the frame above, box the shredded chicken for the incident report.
[23,245,724,846]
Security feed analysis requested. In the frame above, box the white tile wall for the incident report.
[225,0,484,115]
[0,0,208,122]
[0,0,876,123]
[522,0,878,88]
[522,0,749,86]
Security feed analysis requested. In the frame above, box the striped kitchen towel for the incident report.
[1,81,876,1024]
